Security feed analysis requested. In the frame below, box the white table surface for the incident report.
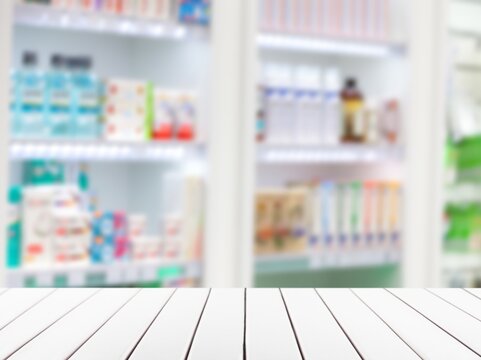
[0,288,480,359]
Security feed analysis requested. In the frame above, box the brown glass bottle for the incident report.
[341,78,364,143]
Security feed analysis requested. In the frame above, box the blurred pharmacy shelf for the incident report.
[6,258,201,287]
[255,250,401,275]
[9,140,205,162]
[257,34,406,58]
[14,3,206,40]
[257,144,403,164]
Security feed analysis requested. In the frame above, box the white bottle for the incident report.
[263,64,295,144]
[294,66,323,144]
[322,68,342,145]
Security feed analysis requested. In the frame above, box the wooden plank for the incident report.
[389,288,481,355]
[281,288,360,359]
[188,288,245,360]
[0,288,98,359]
[245,289,302,360]
[316,289,419,360]
[0,288,55,330]
[70,288,174,360]
[353,289,478,359]
[430,288,481,321]
[130,288,210,359]
[8,288,139,360]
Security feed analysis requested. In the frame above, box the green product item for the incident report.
[53,274,68,287]
[145,82,154,141]
[23,160,65,185]
[444,203,481,252]
[158,266,183,280]
[7,186,22,268]
[24,276,37,288]
[457,135,481,170]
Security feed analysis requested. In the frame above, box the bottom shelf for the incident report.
[443,252,481,272]
[255,250,401,275]
[6,259,202,287]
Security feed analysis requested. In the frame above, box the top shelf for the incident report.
[14,3,208,41]
[258,33,406,58]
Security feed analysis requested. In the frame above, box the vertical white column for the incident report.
[403,0,447,287]
[0,0,13,286]
[204,0,257,287]
[238,0,258,287]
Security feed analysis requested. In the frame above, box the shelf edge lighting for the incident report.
[257,145,404,164]
[9,140,205,162]
[257,34,405,57]
[14,3,201,41]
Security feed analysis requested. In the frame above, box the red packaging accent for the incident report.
[177,123,194,141]
[153,123,174,140]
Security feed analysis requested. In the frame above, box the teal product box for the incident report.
[10,69,23,138]
[23,160,65,185]
[70,57,101,139]
[7,186,22,268]
[46,54,72,138]
[18,52,48,138]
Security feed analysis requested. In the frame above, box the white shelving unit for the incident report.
[251,1,409,287]
[1,0,217,288]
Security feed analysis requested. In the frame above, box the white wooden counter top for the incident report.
[0,288,480,359]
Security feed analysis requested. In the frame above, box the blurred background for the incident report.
[0,0,475,288]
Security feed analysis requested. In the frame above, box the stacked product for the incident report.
[255,180,402,256]
[258,0,390,40]
[10,52,198,142]
[257,64,401,145]
[11,52,102,140]
[19,0,210,25]
[6,161,204,269]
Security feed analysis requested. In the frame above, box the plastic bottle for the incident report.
[341,77,364,143]
[263,64,295,144]
[70,57,101,139]
[322,68,342,145]
[18,51,47,138]
[7,186,22,268]
[46,54,71,138]
[294,66,323,144]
